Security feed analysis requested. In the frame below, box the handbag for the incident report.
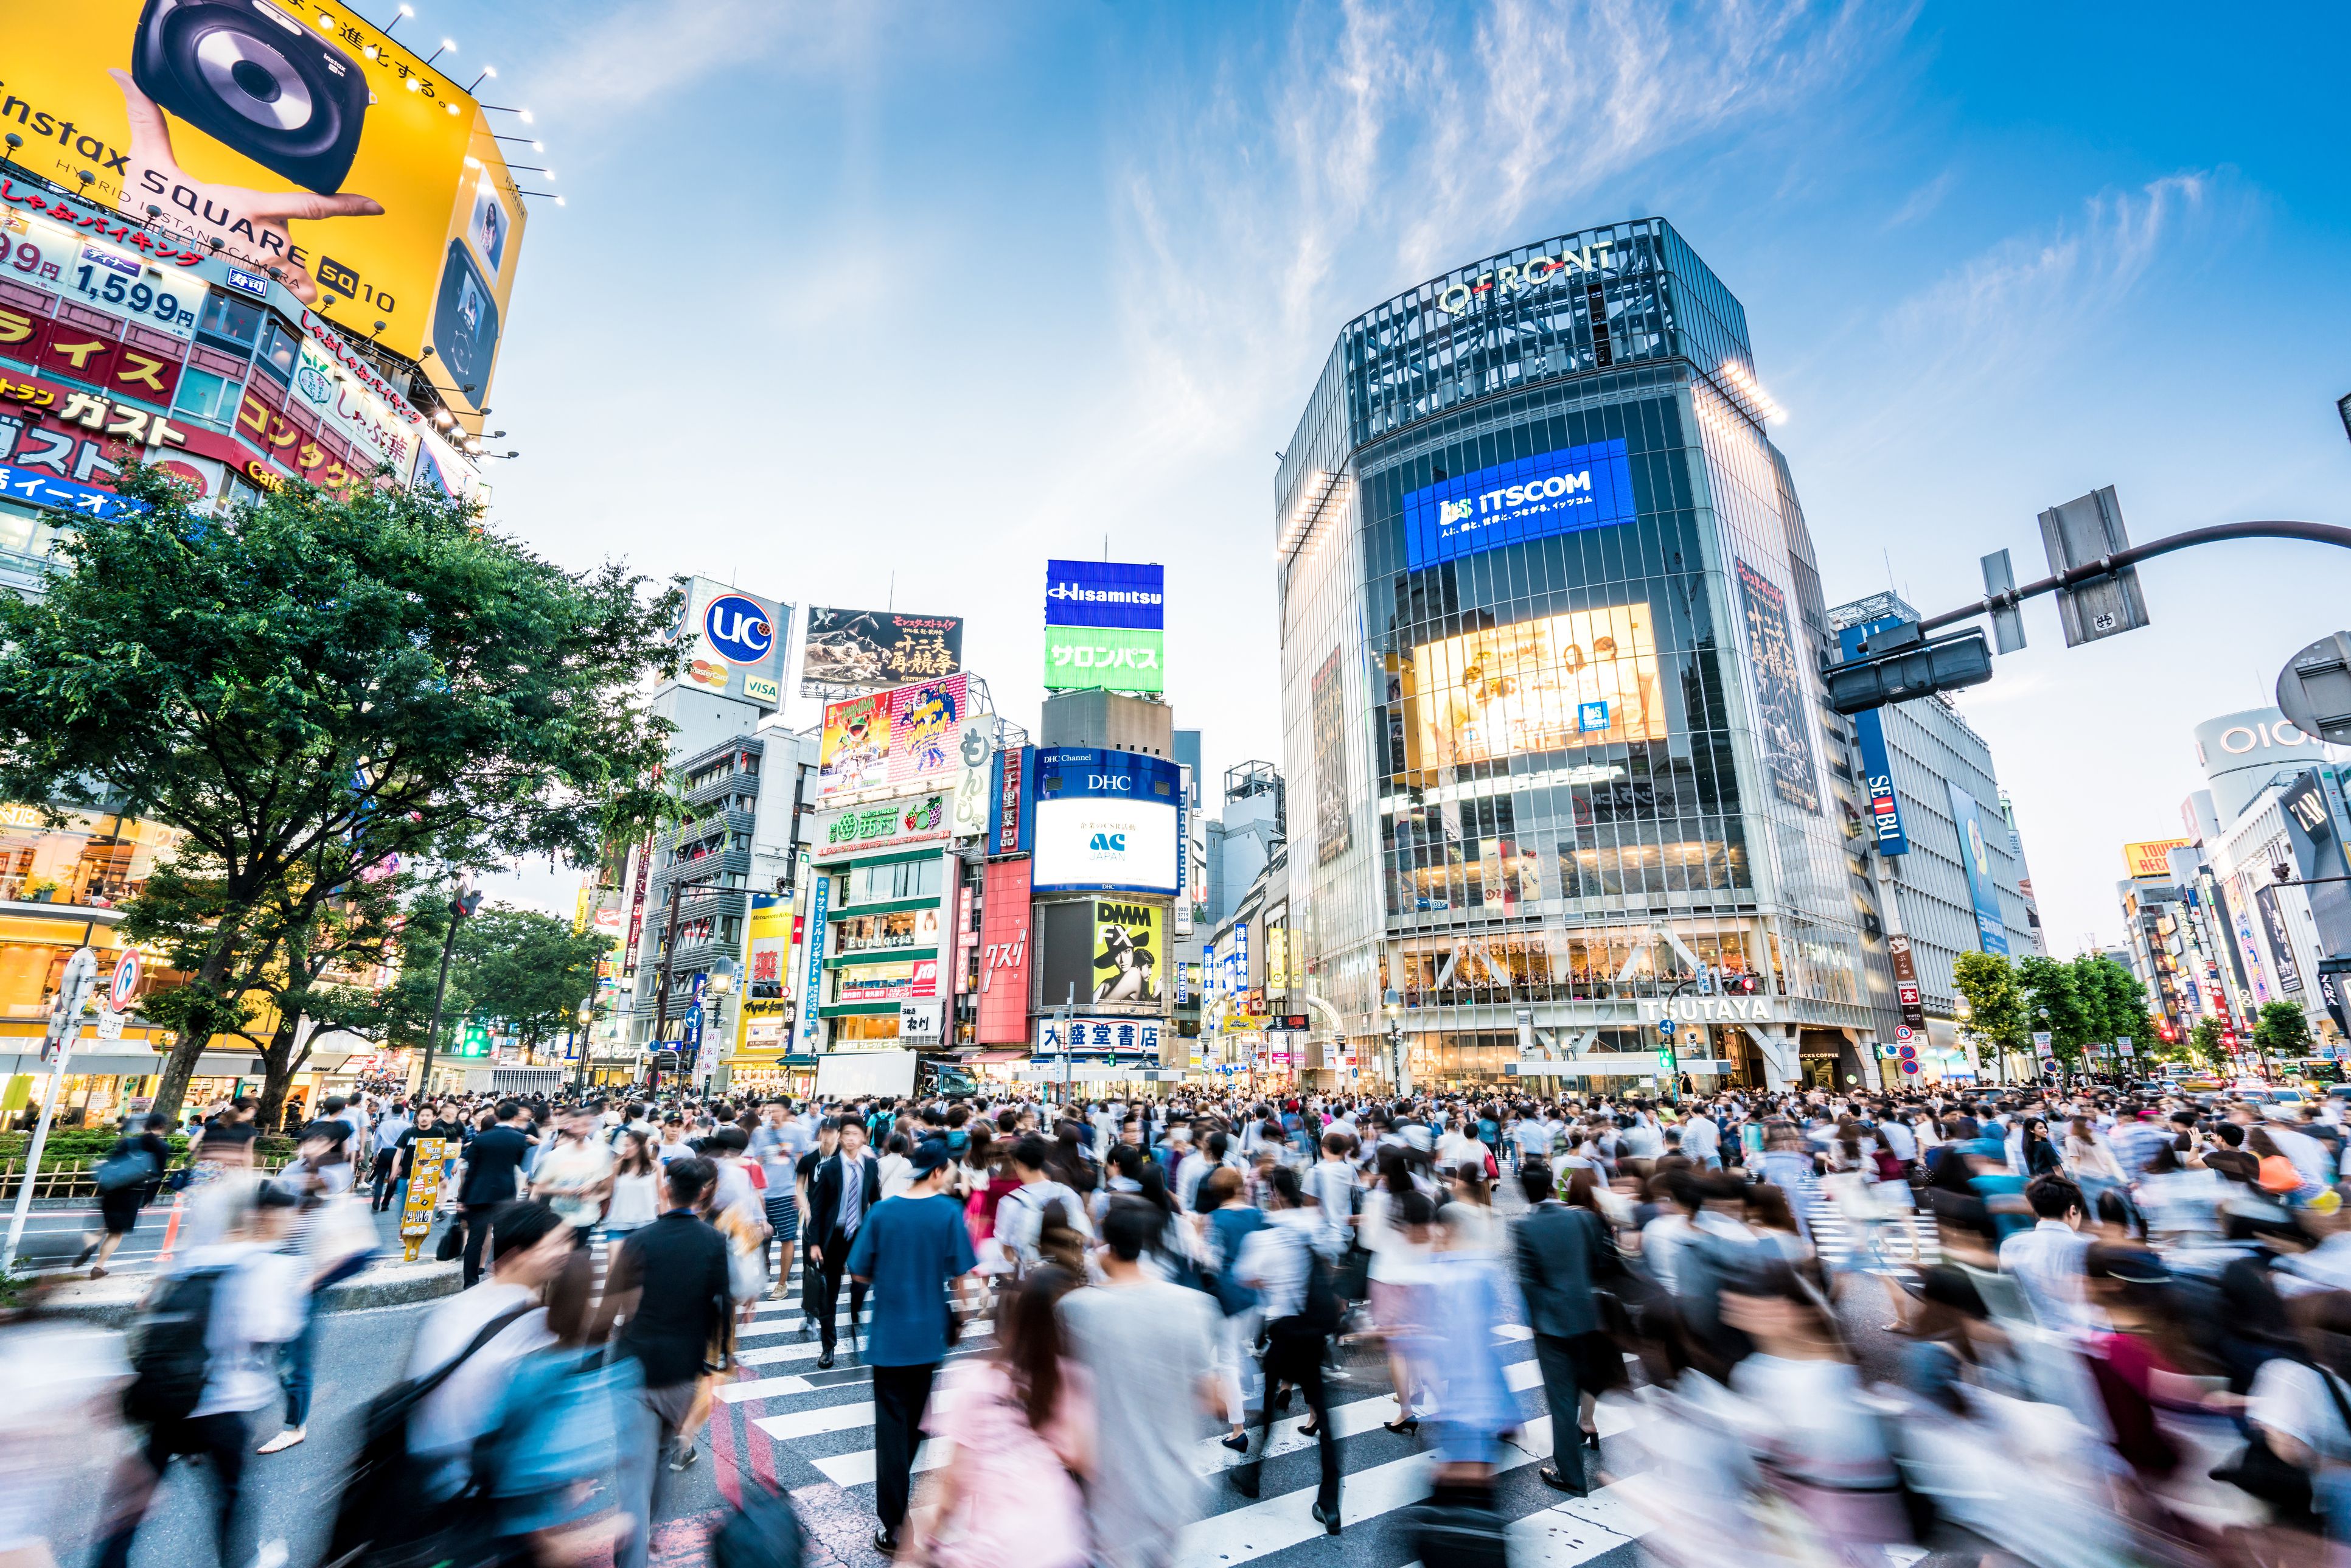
[435,1218,467,1262]
[96,1148,158,1193]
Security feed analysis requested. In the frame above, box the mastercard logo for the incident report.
[689,658,731,688]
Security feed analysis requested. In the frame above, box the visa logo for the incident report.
[1089,832,1127,852]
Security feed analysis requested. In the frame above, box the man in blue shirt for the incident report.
[847,1137,978,1556]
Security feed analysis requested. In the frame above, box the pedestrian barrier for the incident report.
[0,1153,294,1202]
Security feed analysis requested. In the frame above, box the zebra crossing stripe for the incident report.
[737,1327,994,1367]
[717,1375,813,1403]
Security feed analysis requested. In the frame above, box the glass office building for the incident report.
[1277,218,1877,1089]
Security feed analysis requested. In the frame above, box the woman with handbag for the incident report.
[78,1113,170,1278]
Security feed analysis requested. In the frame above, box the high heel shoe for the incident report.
[1298,1419,1322,1438]
[1382,1415,1419,1435]
[1581,1426,1601,1450]
[1311,1501,1340,1535]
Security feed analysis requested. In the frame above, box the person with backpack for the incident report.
[1227,1165,1343,1531]
[92,1180,305,1568]
[78,1112,170,1278]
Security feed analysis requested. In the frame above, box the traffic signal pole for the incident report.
[1917,520,2351,637]
[416,889,481,1099]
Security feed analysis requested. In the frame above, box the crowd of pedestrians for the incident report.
[9,1073,2351,1567]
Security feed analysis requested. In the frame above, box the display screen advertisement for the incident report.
[663,577,789,711]
[1945,782,2011,956]
[1839,618,1910,855]
[801,607,963,699]
[818,674,970,798]
[1034,897,1168,1016]
[1312,648,1352,865]
[1030,747,1182,894]
[2254,884,2305,994]
[1736,559,1820,815]
[992,745,1029,857]
[809,792,950,863]
[1043,624,1165,694]
[1043,560,1165,629]
[977,858,1031,1044]
[1402,603,1665,773]
[4,2,526,412]
[1402,439,1637,569]
[2122,839,2193,880]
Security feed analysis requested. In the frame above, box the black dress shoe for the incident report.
[816,1350,835,1370]
[1311,1501,1341,1535]
[1538,1465,1586,1496]
[872,1530,898,1556]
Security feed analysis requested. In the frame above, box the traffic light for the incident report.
[1820,621,1995,716]
[458,1020,493,1058]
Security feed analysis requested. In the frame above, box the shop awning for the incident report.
[964,1050,1026,1064]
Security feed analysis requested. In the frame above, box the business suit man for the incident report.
[804,1118,882,1369]
[1513,1162,1614,1494]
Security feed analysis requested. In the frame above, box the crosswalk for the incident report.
[1803,1194,1941,1275]
[645,1239,1663,1568]
[593,1211,1968,1568]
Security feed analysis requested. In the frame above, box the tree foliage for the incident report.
[2187,1016,2230,1070]
[1952,950,2027,1070]
[378,893,605,1058]
[2253,999,2315,1062]
[0,464,678,1118]
[2015,955,2091,1068]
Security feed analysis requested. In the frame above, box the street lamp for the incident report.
[698,955,738,1090]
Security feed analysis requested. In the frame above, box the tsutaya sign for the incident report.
[1636,995,1777,1024]
[1434,240,1618,316]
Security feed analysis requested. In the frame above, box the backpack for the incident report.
[711,1482,807,1568]
[123,1264,230,1425]
[322,1306,532,1568]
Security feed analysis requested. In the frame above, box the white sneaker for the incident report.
[249,1541,288,1568]
[256,1427,306,1455]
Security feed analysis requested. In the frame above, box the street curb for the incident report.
[35,1255,462,1326]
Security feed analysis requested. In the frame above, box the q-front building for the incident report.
[1275,218,1890,1091]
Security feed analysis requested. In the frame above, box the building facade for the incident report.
[1277,218,1911,1090]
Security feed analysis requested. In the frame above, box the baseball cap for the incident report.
[910,1138,954,1177]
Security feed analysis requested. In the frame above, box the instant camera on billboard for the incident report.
[1402,603,1666,774]
[801,607,963,700]
[1035,898,1166,1015]
[1402,439,1637,569]
[4,2,528,414]
[1030,747,1180,894]
[668,577,790,711]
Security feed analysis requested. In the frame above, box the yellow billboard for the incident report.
[3,0,524,416]
[1402,603,1667,773]
[2122,838,2192,880]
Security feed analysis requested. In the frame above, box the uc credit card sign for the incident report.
[1403,439,1637,568]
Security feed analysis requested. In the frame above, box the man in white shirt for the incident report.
[1678,1108,1721,1169]
[405,1201,573,1500]
[1999,1176,2095,1338]
[91,1183,307,1568]
[995,1134,1092,1271]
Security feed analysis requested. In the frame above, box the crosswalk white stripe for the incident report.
[716,1375,813,1403]
[737,1327,994,1367]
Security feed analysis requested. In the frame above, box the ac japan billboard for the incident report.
[801,606,963,700]
[4,1,528,415]
[667,577,789,711]
[1030,747,1180,894]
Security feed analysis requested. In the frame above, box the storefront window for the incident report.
[0,804,183,907]
[846,858,943,904]
[832,1014,902,1043]
[834,907,942,953]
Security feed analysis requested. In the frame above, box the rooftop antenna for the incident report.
[888,571,894,612]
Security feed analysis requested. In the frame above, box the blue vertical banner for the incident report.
[801,871,831,1045]
[1944,782,2011,955]
[1838,619,1911,856]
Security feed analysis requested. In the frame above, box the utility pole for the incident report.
[417,887,481,1101]
[4,946,97,1272]
[650,873,728,1093]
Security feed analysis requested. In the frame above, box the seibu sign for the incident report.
[1635,995,1777,1024]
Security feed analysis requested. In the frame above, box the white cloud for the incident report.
[525,0,869,124]
[1099,0,1914,479]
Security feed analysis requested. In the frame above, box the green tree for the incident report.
[1952,950,2027,1078]
[2187,1016,2230,1070]
[0,464,678,1119]
[2253,999,2314,1068]
[378,894,604,1063]
[2016,954,2091,1070]
[2067,953,2149,1073]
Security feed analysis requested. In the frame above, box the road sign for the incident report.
[2277,632,2351,747]
[1901,1059,1921,1075]
[110,949,142,1011]
[2032,1030,2053,1058]
[2038,486,2149,647]
[1656,1017,1677,1037]
[95,1007,124,1042]
[1894,1024,1915,1042]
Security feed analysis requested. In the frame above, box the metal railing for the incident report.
[0,1152,294,1202]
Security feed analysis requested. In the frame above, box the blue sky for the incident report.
[452,0,2351,952]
